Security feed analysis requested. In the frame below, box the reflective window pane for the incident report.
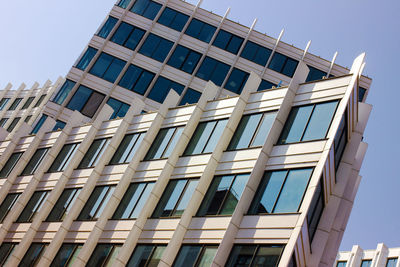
[47,188,81,222]
[53,80,76,105]
[147,76,184,103]
[127,244,166,267]
[21,148,49,175]
[76,47,98,70]
[98,16,118,39]
[185,18,216,43]
[16,191,49,223]
[48,143,80,173]
[0,152,23,178]
[0,193,21,223]
[158,7,189,31]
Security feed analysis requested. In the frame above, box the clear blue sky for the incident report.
[0,0,399,251]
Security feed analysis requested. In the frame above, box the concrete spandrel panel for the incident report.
[70,169,94,179]
[244,99,283,113]
[104,220,136,231]
[271,141,326,157]
[65,177,91,188]
[293,88,345,103]
[38,222,63,232]
[201,107,235,120]
[143,218,180,231]
[185,230,227,240]
[240,215,299,229]
[166,105,197,118]
[133,169,163,179]
[236,228,292,240]
[220,149,262,163]
[248,88,287,103]
[176,154,212,167]
[102,164,129,175]
[162,116,191,128]
[172,165,208,177]
[70,221,97,232]
[267,152,321,166]
[189,217,232,230]
[216,161,258,173]
[17,136,35,145]
[139,230,176,240]
[298,75,352,93]
[137,160,168,172]
[104,41,133,61]
[204,97,240,111]
[100,119,124,130]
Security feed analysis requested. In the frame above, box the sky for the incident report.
[0,0,399,251]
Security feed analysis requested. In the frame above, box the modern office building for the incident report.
[0,0,372,266]
[335,244,399,267]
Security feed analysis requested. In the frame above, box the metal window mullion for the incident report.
[248,113,265,147]
[127,183,147,219]
[160,127,177,158]
[101,57,117,80]
[59,144,77,172]
[60,189,79,220]
[299,104,317,142]
[248,245,260,266]
[101,245,116,267]
[144,245,157,267]
[200,121,218,154]
[64,244,80,267]
[92,186,112,220]
[123,133,140,163]
[32,148,49,174]
[91,139,111,166]
[171,179,190,216]
[271,171,291,213]
[28,191,48,222]
[215,175,236,215]
[260,29,284,79]
[192,245,205,267]
[88,139,106,167]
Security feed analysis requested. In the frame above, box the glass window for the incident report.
[87,243,122,267]
[53,80,76,105]
[24,116,31,123]
[113,182,155,219]
[78,138,110,169]
[224,68,249,94]
[152,179,198,218]
[34,94,47,107]
[228,112,276,150]
[127,244,166,267]
[195,56,230,86]
[359,87,367,102]
[130,0,162,20]
[278,101,338,144]
[76,47,98,71]
[20,147,49,175]
[111,22,145,51]
[241,41,272,66]
[226,245,284,267]
[307,177,324,242]
[144,126,184,160]
[31,114,48,134]
[268,52,299,77]
[158,7,189,31]
[0,98,10,110]
[361,260,372,267]
[107,98,130,119]
[110,132,146,164]
[197,173,250,216]
[20,243,47,267]
[7,117,20,132]
[386,258,398,267]
[0,118,7,127]
[185,18,216,43]
[8,98,22,110]
[51,243,83,267]
[184,119,228,155]
[334,113,347,171]
[179,88,201,106]
[98,16,118,39]
[46,188,81,222]
[213,29,244,54]
[52,120,66,131]
[66,85,105,118]
[48,143,80,173]
[16,191,49,222]
[167,45,201,74]
[117,0,132,9]
[0,242,17,266]
[248,168,313,214]
[337,261,347,267]
[77,185,116,221]
[258,79,276,91]
[174,245,218,267]
[0,152,23,178]
[89,52,126,83]
[119,64,155,95]
[306,66,327,82]
[147,76,184,103]
[21,97,35,109]
[0,193,21,223]
[139,33,174,63]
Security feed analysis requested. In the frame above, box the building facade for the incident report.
[0,0,372,266]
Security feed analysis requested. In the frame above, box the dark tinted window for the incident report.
[147,76,184,103]
[53,80,76,105]
[89,52,126,83]
[111,22,145,51]
[21,97,35,109]
[268,52,299,77]
[0,193,21,223]
[185,18,216,43]
[130,0,162,20]
[174,245,218,267]
[8,98,22,110]
[127,244,166,267]
[107,98,130,119]
[76,47,98,71]
[258,79,276,91]
[195,56,230,86]
[0,152,23,178]
[7,117,20,132]
[47,188,81,222]
[167,45,201,74]
[226,245,284,267]
[306,66,327,82]
[119,64,155,95]
[20,243,47,267]
[241,41,272,66]
[0,98,10,110]
[110,132,146,164]
[48,143,80,173]
[139,33,174,62]
[16,191,49,222]
[145,127,184,160]
[224,68,249,94]
[21,148,49,175]
[98,16,118,39]
[31,114,48,134]
[77,185,115,221]
[158,7,189,31]
[51,243,83,267]
[213,29,244,54]
[179,88,201,106]
[66,85,105,118]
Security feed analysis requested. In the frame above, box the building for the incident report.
[0,0,372,266]
[335,244,399,267]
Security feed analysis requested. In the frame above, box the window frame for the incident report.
[20,147,49,176]
[144,126,185,161]
[173,244,219,267]
[109,132,146,165]
[0,193,21,223]
[127,244,167,267]
[77,185,116,221]
[46,188,82,222]
[47,143,80,173]
[77,138,111,169]
[225,244,285,267]
[16,190,50,223]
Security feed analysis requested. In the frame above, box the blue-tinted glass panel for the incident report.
[306,66,327,82]
[228,114,262,150]
[119,64,155,95]
[110,132,145,164]
[153,179,185,217]
[52,120,66,131]
[167,45,201,74]
[53,80,76,105]
[118,0,132,9]
[158,7,189,31]
[202,119,227,153]
[241,41,272,66]
[8,98,22,110]
[213,29,244,54]
[257,79,276,91]
[179,88,201,106]
[282,57,299,77]
[184,121,216,155]
[130,0,162,20]
[111,22,145,50]
[252,112,276,146]
[185,18,216,43]
[139,33,173,62]
[89,52,126,83]
[336,261,347,267]
[173,179,198,216]
[76,47,97,70]
[98,16,118,38]
[0,98,10,110]
[224,68,249,94]
[107,98,130,119]
[386,258,398,267]
[66,85,92,112]
[128,245,166,267]
[278,105,313,144]
[360,260,372,267]
[147,76,184,103]
[268,52,299,77]
[359,87,367,102]
[302,101,338,141]
[173,246,202,267]
[31,115,48,134]
[195,56,230,86]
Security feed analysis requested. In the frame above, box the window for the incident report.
[228,112,276,150]
[110,132,145,164]
[51,243,83,267]
[179,88,201,106]
[66,85,105,118]
[0,193,21,222]
[46,188,81,222]
[258,79,277,91]
[167,45,202,74]
[0,98,10,110]
[337,261,347,267]
[48,143,80,173]
[195,56,230,86]
[127,244,166,267]
[174,245,218,267]
[0,243,17,266]
[147,76,184,103]
[248,168,313,214]
[20,147,49,175]
[224,68,249,94]
[52,120,66,131]
[21,97,35,109]
[213,29,244,54]
[113,182,154,219]
[8,98,22,110]
[16,190,49,222]
[77,185,116,221]
[361,260,372,267]
[78,138,110,169]
[76,47,98,70]
[226,245,284,267]
[307,177,324,242]
[183,119,228,155]
[158,7,189,31]
[119,64,155,95]
[359,87,367,102]
[87,243,122,266]
[89,52,126,83]
[268,52,299,77]
[0,118,7,127]
[185,18,216,43]
[241,41,272,66]
[98,16,118,39]
[34,94,47,107]
[107,98,130,119]
[31,114,48,134]
[130,0,162,20]
[53,80,76,105]
[139,33,174,63]
[144,126,184,160]
[334,113,348,172]
[7,117,20,132]
[306,66,327,82]
[24,116,32,123]
[152,179,198,218]
[278,101,339,144]
[117,0,131,9]
[20,243,47,267]
[110,22,145,51]
[197,173,249,216]
[0,152,23,178]
[386,258,398,267]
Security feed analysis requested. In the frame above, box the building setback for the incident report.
[0,0,372,266]
[335,244,399,267]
